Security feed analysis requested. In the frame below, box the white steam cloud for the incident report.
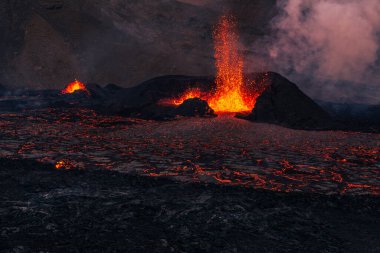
[268,0,380,103]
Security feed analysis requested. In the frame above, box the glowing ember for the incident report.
[55,160,74,170]
[61,80,89,95]
[55,160,66,169]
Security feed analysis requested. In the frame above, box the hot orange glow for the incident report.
[207,14,255,113]
[55,160,66,169]
[160,88,202,106]
[161,14,265,113]
[61,80,89,95]
[55,160,75,170]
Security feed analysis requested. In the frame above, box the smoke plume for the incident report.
[268,0,380,104]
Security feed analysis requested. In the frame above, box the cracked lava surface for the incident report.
[0,108,379,195]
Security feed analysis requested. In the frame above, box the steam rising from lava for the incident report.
[61,80,89,95]
[267,0,380,103]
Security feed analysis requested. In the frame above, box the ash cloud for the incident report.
[266,0,380,104]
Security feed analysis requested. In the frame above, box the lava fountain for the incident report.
[61,80,89,95]
[208,14,254,113]
[163,14,263,113]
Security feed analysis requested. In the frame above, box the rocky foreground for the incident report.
[1,158,380,252]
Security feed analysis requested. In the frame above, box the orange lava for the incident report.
[61,80,89,95]
[161,88,202,106]
[208,14,255,113]
[55,160,66,169]
[162,14,263,113]
[55,160,75,170]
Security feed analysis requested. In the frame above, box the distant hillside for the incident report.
[318,101,380,132]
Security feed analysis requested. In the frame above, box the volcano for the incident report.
[102,72,331,129]
[240,73,333,129]
[96,14,331,128]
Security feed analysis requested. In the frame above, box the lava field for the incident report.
[1,107,379,195]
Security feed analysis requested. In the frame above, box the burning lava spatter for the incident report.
[163,14,263,113]
[61,80,89,95]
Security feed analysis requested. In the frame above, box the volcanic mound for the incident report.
[103,72,331,129]
[240,73,332,130]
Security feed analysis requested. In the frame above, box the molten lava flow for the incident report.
[171,88,202,106]
[207,14,254,113]
[61,80,89,95]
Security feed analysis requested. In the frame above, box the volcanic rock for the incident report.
[319,101,380,133]
[0,83,7,96]
[104,75,214,116]
[242,72,332,129]
[124,98,215,121]
[1,72,334,130]
[174,98,216,117]
[86,83,112,99]
[104,83,123,93]
[57,83,122,104]
[2,158,380,252]
[103,73,333,129]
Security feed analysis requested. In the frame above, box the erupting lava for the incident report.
[208,14,254,113]
[61,80,89,95]
[163,14,262,113]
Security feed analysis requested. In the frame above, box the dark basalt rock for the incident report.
[53,83,123,109]
[241,73,332,130]
[102,75,215,118]
[318,101,380,133]
[127,98,216,120]
[86,83,109,99]
[174,98,216,117]
[60,83,117,100]
[104,75,214,114]
[127,104,176,121]
[104,83,123,92]
[0,83,6,96]
[1,158,379,252]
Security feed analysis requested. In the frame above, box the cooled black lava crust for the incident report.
[1,158,379,252]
